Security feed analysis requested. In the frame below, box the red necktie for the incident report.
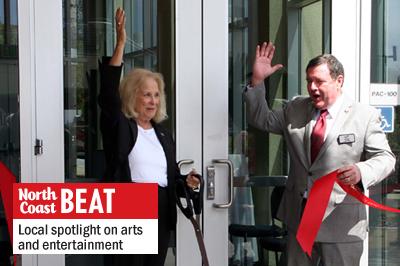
[310,110,328,163]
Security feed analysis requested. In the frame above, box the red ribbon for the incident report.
[0,162,16,265]
[296,170,337,257]
[296,170,400,257]
[338,182,400,213]
[0,162,16,242]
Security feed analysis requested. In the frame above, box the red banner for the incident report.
[13,183,158,219]
[1,162,161,255]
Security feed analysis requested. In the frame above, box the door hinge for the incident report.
[34,139,43,155]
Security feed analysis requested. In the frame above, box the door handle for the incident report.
[178,159,195,177]
[178,159,194,169]
[212,159,233,208]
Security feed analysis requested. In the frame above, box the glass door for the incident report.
[226,1,326,265]
[60,0,215,265]
[62,0,178,265]
[369,0,400,265]
[201,0,230,265]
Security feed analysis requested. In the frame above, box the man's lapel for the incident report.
[304,102,317,167]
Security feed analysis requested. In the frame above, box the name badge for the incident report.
[337,134,355,144]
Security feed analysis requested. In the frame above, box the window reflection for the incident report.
[371,0,400,84]
[63,0,163,182]
[228,0,290,265]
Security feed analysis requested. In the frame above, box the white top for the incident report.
[128,125,168,187]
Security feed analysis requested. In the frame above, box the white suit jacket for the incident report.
[244,83,396,242]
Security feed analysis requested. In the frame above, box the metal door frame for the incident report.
[19,0,64,266]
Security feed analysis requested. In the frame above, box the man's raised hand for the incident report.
[251,42,283,87]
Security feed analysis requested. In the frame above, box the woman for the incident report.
[99,8,200,266]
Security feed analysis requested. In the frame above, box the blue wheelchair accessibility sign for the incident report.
[375,106,395,133]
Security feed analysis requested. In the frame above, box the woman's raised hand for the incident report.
[115,7,126,48]
[109,7,126,66]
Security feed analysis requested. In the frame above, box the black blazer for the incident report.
[98,57,185,229]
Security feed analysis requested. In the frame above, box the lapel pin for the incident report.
[345,105,353,113]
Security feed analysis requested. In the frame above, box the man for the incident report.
[244,42,396,265]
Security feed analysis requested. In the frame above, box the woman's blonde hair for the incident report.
[119,68,168,123]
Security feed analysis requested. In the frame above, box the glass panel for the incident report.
[300,1,322,94]
[370,0,400,265]
[228,0,289,265]
[0,0,19,265]
[371,0,400,84]
[63,0,175,265]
